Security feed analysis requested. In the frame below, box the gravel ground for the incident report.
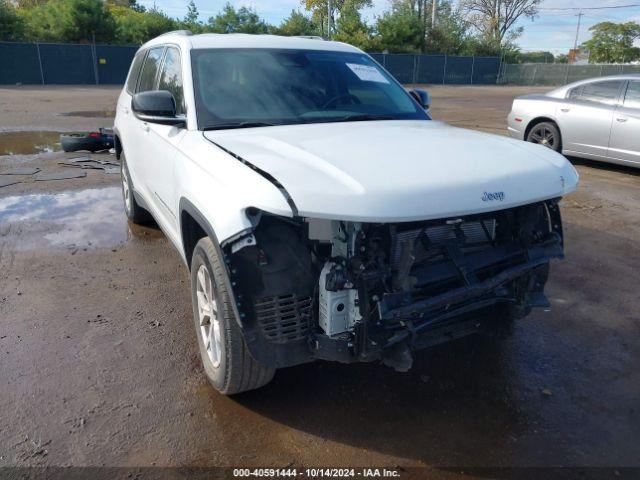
[0,85,638,478]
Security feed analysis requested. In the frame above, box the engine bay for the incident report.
[223,199,564,370]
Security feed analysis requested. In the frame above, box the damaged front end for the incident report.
[221,200,564,370]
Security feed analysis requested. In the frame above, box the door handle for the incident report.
[143,123,150,132]
[616,117,628,122]
[560,108,570,112]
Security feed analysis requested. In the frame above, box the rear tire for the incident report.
[120,152,151,224]
[526,121,561,152]
[190,236,275,395]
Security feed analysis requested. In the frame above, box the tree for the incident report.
[461,0,541,45]
[513,50,555,63]
[208,3,269,34]
[23,0,116,43]
[0,0,25,41]
[105,0,145,11]
[274,10,319,36]
[374,3,423,52]
[373,0,469,54]
[423,1,469,54]
[302,0,371,38]
[581,22,640,64]
[333,0,373,49]
[113,7,177,44]
[181,0,204,33]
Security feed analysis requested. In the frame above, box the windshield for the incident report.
[191,48,429,130]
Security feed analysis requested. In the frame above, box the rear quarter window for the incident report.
[623,81,640,109]
[574,81,623,106]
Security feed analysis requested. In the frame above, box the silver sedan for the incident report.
[508,74,640,168]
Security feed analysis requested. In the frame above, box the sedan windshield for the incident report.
[191,48,429,130]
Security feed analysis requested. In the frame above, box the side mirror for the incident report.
[131,90,185,126]
[409,89,430,111]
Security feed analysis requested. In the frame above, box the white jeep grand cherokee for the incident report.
[114,31,578,394]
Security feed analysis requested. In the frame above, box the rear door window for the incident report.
[125,51,146,94]
[575,81,623,106]
[158,47,185,115]
[137,47,165,93]
[623,81,640,110]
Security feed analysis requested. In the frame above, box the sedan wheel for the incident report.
[527,122,561,152]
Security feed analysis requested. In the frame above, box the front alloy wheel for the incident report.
[196,264,222,368]
[190,236,275,394]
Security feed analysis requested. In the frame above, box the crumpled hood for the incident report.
[203,120,578,221]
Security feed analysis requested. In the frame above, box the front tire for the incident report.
[526,121,561,152]
[190,237,275,395]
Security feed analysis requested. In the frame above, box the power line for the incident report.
[539,4,640,10]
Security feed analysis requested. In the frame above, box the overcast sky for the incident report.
[138,0,640,55]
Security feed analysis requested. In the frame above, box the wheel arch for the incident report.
[525,117,561,141]
[179,197,220,269]
[113,126,123,160]
[179,197,247,331]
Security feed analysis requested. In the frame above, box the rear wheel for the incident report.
[190,237,275,395]
[526,121,561,152]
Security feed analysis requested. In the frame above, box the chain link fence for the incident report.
[370,53,501,85]
[0,41,138,85]
[1,41,501,86]
[499,63,640,86]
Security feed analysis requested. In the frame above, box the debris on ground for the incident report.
[34,170,87,181]
[542,388,553,397]
[0,167,41,175]
[0,177,24,188]
[60,128,114,153]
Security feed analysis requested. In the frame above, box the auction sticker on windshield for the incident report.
[346,63,389,83]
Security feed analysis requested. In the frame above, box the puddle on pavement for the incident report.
[0,131,62,155]
[0,186,162,251]
[60,110,116,118]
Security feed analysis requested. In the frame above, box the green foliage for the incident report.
[581,22,640,63]
[373,3,423,53]
[333,0,373,50]
[22,0,116,43]
[208,3,269,34]
[511,50,555,64]
[372,0,471,54]
[302,0,371,38]
[423,2,469,54]
[112,6,177,44]
[0,0,25,40]
[180,0,204,33]
[273,10,319,36]
[1,0,529,61]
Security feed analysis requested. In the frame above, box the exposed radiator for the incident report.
[391,219,496,270]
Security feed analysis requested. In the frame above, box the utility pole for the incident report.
[432,0,437,28]
[327,0,332,40]
[572,11,584,53]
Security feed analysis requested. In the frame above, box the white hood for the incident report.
[203,120,578,222]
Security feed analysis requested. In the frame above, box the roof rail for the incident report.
[293,36,325,40]
[158,30,193,37]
